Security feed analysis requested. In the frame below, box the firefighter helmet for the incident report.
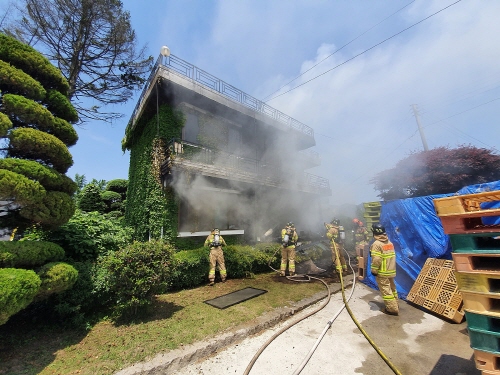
[371,224,386,235]
[331,218,340,226]
[213,228,220,235]
[353,218,364,227]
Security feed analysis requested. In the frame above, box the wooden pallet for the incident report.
[406,258,464,323]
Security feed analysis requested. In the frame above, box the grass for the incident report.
[0,272,329,375]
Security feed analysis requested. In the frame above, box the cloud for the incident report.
[71,0,500,205]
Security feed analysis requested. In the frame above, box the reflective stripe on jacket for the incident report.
[370,234,396,277]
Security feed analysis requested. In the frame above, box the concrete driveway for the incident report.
[171,281,479,375]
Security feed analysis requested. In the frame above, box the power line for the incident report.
[349,95,500,184]
[261,0,416,102]
[266,0,463,102]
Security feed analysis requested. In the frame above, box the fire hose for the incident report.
[244,242,403,375]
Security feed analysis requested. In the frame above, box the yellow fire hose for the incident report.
[331,241,403,375]
[245,241,403,375]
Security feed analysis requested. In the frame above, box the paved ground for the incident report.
[117,276,480,375]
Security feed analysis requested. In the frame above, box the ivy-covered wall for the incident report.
[124,105,184,242]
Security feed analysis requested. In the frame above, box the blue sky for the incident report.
[2,0,499,205]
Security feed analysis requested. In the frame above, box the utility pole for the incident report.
[411,104,429,151]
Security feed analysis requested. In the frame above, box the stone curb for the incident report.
[115,275,354,375]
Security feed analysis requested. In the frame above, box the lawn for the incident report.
[0,272,329,375]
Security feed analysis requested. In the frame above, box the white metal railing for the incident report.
[129,54,315,139]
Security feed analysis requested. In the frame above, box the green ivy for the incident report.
[124,104,184,241]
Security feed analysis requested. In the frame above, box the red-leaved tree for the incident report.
[370,145,500,200]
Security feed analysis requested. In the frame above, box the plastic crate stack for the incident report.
[358,201,381,281]
[433,190,500,375]
[363,201,381,229]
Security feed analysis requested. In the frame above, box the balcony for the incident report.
[161,140,331,196]
[128,54,316,149]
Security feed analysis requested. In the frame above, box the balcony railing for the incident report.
[163,139,330,195]
[130,54,315,139]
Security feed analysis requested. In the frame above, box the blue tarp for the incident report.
[361,180,500,300]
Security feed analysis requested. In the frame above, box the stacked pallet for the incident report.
[406,258,464,323]
[359,201,381,281]
[363,201,381,229]
[434,190,500,375]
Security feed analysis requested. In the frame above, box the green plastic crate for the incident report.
[450,233,500,253]
[466,311,500,333]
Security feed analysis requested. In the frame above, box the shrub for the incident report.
[105,179,128,196]
[224,243,281,278]
[36,262,78,299]
[46,260,111,327]
[0,268,41,325]
[77,183,106,213]
[45,210,134,261]
[170,248,209,290]
[100,240,177,316]
[0,241,65,268]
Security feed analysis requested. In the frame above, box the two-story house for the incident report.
[123,48,331,243]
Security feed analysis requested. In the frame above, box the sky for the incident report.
[1,0,499,206]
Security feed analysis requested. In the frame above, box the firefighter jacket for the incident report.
[281,227,298,248]
[370,234,396,278]
[355,226,371,244]
[204,233,227,249]
[326,224,343,244]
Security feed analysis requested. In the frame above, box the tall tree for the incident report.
[370,145,500,200]
[0,33,79,325]
[0,32,77,229]
[7,0,153,123]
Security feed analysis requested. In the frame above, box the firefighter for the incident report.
[370,223,399,316]
[353,218,371,255]
[325,218,347,275]
[280,222,298,276]
[204,228,227,286]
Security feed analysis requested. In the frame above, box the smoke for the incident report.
[168,101,335,240]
